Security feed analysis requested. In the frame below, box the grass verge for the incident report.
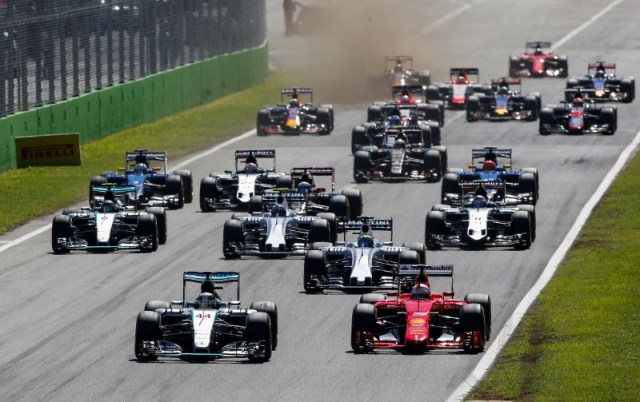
[467,154,640,400]
[0,71,291,234]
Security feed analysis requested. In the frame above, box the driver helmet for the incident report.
[497,86,509,96]
[134,163,148,174]
[389,115,402,127]
[456,74,467,84]
[271,204,287,217]
[289,99,300,108]
[400,95,411,104]
[298,181,311,194]
[358,234,374,248]
[101,200,117,213]
[245,162,259,174]
[194,292,217,310]
[595,69,606,79]
[410,284,431,300]
[394,60,403,73]
[394,138,406,148]
[201,280,215,294]
[572,98,584,108]
[482,160,497,171]
[471,195,487,208]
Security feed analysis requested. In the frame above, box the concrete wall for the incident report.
[0,42,268,170]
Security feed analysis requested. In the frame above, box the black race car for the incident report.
[256,87,334,135]
[539,94,617,135]
[565,62,635,103]
[466,78,540,122]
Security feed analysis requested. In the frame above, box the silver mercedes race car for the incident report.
[303,217,426,293]
[135,271,277,363]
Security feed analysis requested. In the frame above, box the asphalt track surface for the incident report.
[1,1,639,401]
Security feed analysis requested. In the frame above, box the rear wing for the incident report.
[183,271,240,302]
[392,84,423,95]
[235,149,276,171]
[125,149,167,171]
[450,68,479,82]
[491,78,521,91]
[588,61,616,74]
[526,41,551,49]
[261,191,306,206]
[290,167,335,192]
[91,184,136,194]
[343,217,393,232]
[385,55,414,69]
[90,184,136,207]
[471,146,512,164]
[397,264,455,295]
[281,87,313,103]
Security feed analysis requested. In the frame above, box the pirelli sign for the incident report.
[15,133,81,168]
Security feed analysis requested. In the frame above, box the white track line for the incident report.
[0,129,257,254]
[422,0,488,35]
[448,2,627,398]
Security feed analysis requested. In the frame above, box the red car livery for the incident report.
[509,41,568,78]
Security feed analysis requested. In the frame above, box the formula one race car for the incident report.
[509,41,568,78]
[303,217,427,293]
[426,68,491,109]
[351,265,491,354]
[368,85,445,127]
[256,87,334,136]
[565,61,635,103]
[539,93,617,135]
[199,149,290,211]
[90,149,193,209]
[425,195,535,250]
[222,196,336,259]
[135,271,277,363]
[52,185,167,253]
[368,55,431,89]
[353,127,447,183]
[466,78,541,122]
[442,147,539,205]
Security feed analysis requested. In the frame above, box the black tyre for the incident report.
[89,175,108,207]
[398,249,420,265]
[367,105,383,122]
[199,177,218,212]
[351,126,369,154]
[144,300,171,312]
[524,96,538,121]
[518,172,538,205]
[423,150,441,182]
[276,175,292,190]
[441,173,461,203]
[359,293,386,304]
[428,123,441,146]
[135,311,161,361]
[136,214,159,252]
[403,242,426,264]
[256,109,271,136]
[425,104,441,123]
[328,195,350,219]
[165,175,185,209]
[557,55,568,78]
[466,96,480,122]
[621,78,635,103]
[351,303,377,352]
[354,151,372,183]
[421,126,433,148]
[317,108,332,134]
[244,312,272,362]
[425,211,445,250]
[511,210,532,250]
[431,204,448,211]
[223,219,243,259]
[310,241,332,250]
[509,55,520,78]
[517,204,536,242]
[145,207,167,245]
[52,215,72,254]
[600,108,616,135]
[248,195,263,214]
[539,108,554,135]
[304,250,326,293]
[432,145,448,175]
[174,170,193,204]
[566,78,579,90]
[309,219,331,244]
[317,212,338,244]
[464,294,492,340]
[341,189,363,219]
[250,301,279,350]
[460,303,486,353]
[426,85,440,102]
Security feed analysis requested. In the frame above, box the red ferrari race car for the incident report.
[509,41,568,78]
[350,264,491,354]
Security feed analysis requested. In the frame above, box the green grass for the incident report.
[0,71,291,234]
[468,157,640,401]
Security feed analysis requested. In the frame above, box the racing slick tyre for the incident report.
[566,78,579,90]
[62,208,81,215]
[341,189,363,219]
[466,96,480,122]
[431,204,448,211]
[425,211,445,250]
[426,85,440,102]
[256,109,271,136]
[621,78,635,103]
[244,312,272,362]
[223,219,243,259]
[441,173,461,203]
[600,108,616,135]
[464,294,492,340]
[135,311,161,361]
[403,242,426,263]
[351,303,377,353]
[521,167,540,195]
[432,145,448,176]
[276,175,293,190]
[539,108,554,135]
[144,300,171,312]
[145,207,167,245]
[367,105,383,122]
[320,104,335,130]
[421,126,433,148]
[516,204,536,242]
[52,215,72,254]
[359,293,386,304]
[165,175,185,209]
[354,151,373,183]
[199,177,218,212]
[231,213,249,220]
[328,195,350,220]
[136,214,159,252]
[524,96,538,121]
[518,172,538,205]
[460,304,487,354]
[423,150,442,183]
[309,219,332,244]
[174,170,193,204]
[511,211,532,250]
[424,104,441,124]
[508,56,520,78]
[248,195,264,214]
[351,126,369,154]
[317,108,332,134]
[89,175,108,206]
[317,212,338,244]
[310,242,332,250]
[250,301,279,350]
[303,250,326,293]
[428,122,442,146]
[398,249,420,265]
[557,55,569,78]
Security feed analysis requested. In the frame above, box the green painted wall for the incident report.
[0,43,268,170]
